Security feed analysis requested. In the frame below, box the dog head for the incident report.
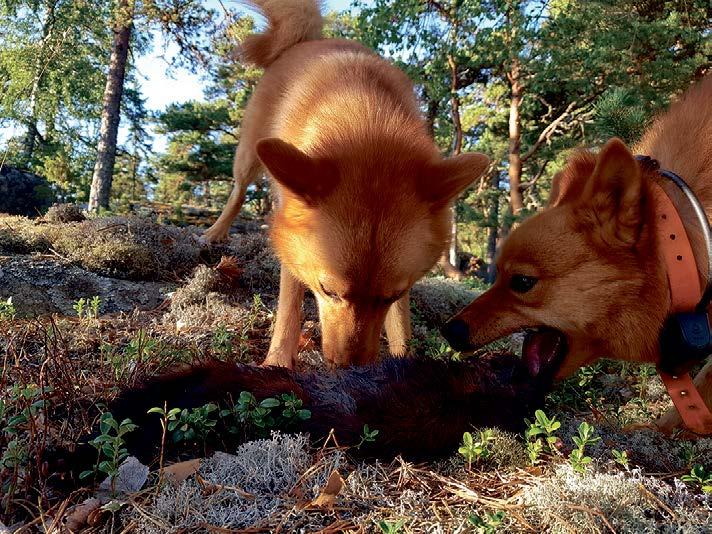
[443,138,669,378]
[257,137,489,366]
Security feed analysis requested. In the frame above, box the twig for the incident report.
[638,482,678,519]
[564,504,618,534]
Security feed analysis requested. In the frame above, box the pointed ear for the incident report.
[548,172,566,207]
[579,138,644,246]
[421,152,490,209]
[549,151,596,207]
[255,138,338,205]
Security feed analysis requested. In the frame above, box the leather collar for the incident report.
[639,155,712,435]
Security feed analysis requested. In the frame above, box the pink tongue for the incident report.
[523,330,563,377]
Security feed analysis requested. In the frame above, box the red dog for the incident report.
[204,1,489,368]
[444,76,712,433]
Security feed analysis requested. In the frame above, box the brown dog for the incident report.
[443,76,712,432]
[206,1,489,368]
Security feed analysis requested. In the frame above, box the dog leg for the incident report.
[385,291,411,357]
[655,359,712,435]
[263,267,305,369]
[203,143,262,243]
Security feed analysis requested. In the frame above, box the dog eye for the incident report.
[510,274,538,293]
[319,282,341,301]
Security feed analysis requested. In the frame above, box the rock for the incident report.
[44,203,86,223]
[0,256,172,316]
[0,165,55,216]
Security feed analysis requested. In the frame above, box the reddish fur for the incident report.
[205,1,489,367]
[449,76,712,431]
[239,0,324,68]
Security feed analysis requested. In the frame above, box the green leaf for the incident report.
[259,398,280,409]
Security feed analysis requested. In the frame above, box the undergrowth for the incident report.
[0,221,710,532]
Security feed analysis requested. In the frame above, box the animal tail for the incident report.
[240,0,324,68]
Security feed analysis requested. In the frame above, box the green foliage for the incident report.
[218,391,311,438]
[73,295,101,321]
[468,510,505,533]
[593,88,648,145]
[524,410,561,465]
[353,0,710,264]
[80,413,137,492]
[612,449,629,469]
[458,429,495,470]
[278,392,311,423]
[0,297,16,321]
[680,465,712,494]
[148,404,218,444]
[377,519,405,534]
[211,324,234,358]
[227,391,280,432]
[679,441,702,467]
[1,382,50,474]
[569,421,600,474]
[357,424,379,449]
[106,329,162,381]
[3,0,707,262]
[1,383,49,439]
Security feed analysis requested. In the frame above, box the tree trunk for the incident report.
[438,54,465,280]
[507,58,524,219]
[19,1,57,168]
[88,0,134,212]
[485,170,501,284]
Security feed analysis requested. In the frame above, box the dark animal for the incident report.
[51,349,564,486]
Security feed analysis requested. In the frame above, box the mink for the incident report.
[49,351,560,485]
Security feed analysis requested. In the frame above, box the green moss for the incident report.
[0,216,52,254]
[0,214,211,281]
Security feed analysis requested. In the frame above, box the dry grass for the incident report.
[1,217,711,533]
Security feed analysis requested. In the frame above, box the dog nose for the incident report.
[441,319,472,352]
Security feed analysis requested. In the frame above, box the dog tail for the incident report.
[240,0,324,68]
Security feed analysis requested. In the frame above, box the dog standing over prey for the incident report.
[442,75,712,433]
[205,0,489,368]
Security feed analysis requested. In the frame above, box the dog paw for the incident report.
[201,225,230,245]
[261,352,296,369]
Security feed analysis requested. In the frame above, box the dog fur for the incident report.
[444,75,712,433]
[205,0,489,368]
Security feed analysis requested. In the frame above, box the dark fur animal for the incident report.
[51,351,562,485]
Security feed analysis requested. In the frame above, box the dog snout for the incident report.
[441,319,473,352]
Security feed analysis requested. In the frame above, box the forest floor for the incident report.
[0,211,710,533]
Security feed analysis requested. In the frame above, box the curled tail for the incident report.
[240,0,324,68]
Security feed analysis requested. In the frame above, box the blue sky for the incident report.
[0,1,363,147]
[136,0,360,118]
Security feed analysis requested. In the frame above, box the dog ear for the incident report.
[549,151,597,207]
[579,138,644,246]
[549,172,565,206]
[256,138,338,205]
[421,152,490,209]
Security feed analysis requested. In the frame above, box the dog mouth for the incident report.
[521,328,568,377]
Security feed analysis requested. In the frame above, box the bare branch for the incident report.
[519,158,550,192]
[521,97,597,162]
